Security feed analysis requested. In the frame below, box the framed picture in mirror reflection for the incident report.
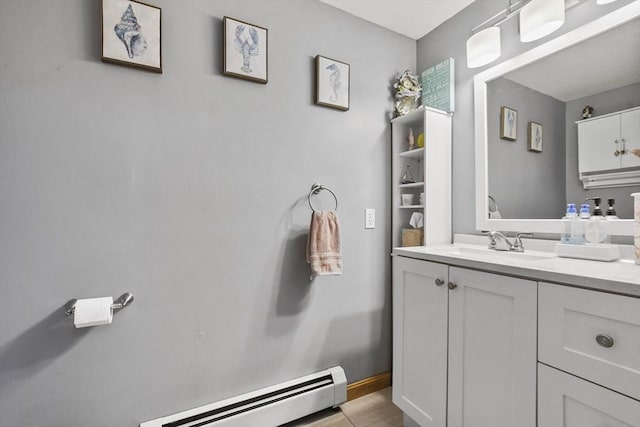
[500,106,517,141]
[528,121,543,152]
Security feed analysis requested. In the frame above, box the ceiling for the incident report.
[316,0,476,40]
[315,1,640,102]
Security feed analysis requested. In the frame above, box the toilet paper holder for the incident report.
[65,293,134,317]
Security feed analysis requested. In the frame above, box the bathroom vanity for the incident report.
[391,236,640,427]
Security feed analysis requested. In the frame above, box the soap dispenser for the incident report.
[584,197,609,244]
[605,198,619,220]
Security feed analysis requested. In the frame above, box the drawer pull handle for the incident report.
[596,334,614,348]
[448,282,457,290]
[435,279,445,287]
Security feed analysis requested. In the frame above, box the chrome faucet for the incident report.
[487,231,533,252]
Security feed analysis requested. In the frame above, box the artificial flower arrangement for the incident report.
[393,70,422,117]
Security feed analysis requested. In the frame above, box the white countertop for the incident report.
[392,235,640,297]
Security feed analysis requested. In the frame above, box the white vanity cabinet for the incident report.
[392,255,537,427]
[538,283,640,427]
[538,363,640,427]
[392,256,448,426]
[577,106,640,188]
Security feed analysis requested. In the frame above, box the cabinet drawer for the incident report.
[538,363,640,427]
[538,283,640,400]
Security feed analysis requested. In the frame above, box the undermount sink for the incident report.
[435,245,554,262]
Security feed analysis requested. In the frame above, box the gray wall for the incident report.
[488,78,566,219]
[566,83,640,218]
[417,0,635,234]
[0,1,415,425]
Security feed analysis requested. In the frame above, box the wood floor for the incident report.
[282,387,403,427]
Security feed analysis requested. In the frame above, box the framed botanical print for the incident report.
[101,0,162,73]
[223,17,268,84]
[528,121,543,152]
[315,55,350,111]
[500,106,517,141]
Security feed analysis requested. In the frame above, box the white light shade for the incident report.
[596,0,618,4]
[466,27,501,68]
[520,0,565,43]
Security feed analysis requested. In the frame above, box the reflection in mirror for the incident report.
[487,17,640,220]
[475,3,639,235]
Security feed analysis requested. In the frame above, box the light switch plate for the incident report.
[365,209,375,229]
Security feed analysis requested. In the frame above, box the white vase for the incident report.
[633,192,640,265]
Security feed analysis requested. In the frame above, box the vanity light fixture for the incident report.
[519,0,565,42]
[466,0,528,69]
[466,0,574,68]
[467,27,501,68]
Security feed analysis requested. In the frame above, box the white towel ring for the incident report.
[308,183,338,211]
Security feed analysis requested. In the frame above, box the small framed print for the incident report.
[528,121,543,152]
[101,0,162,73]
[500,106,517,141]
[223,17,268,84]
[315,55,350,111]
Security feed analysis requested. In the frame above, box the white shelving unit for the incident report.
[391,107,452,248]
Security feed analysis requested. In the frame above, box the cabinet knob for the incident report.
[615,139,620,144]
[595,334,614,348]
[435,278,445,287]
[447,282,457,290]
[614,150,620,156]
[622,138,627,143]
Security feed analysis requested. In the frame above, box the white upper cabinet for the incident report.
[577,106,640,188]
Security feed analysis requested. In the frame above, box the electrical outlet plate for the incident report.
[365,209,375,229]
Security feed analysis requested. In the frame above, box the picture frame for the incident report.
[499,106,517,141]
[101,0,162,73]
[528,121,543,152]
[315,55,350,111]
[223,17,268,84]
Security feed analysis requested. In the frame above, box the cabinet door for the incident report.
[447,268,537,427]
[620,108,640,168]
[538,363,640,427]
[578,114,620,173]
[392,256,448,427]
[538,283,640,400]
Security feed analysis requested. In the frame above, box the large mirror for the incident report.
[474,3,639,235]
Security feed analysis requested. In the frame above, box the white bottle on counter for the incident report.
[561,204,582,244]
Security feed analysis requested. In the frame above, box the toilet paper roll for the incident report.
[74,297,113,328]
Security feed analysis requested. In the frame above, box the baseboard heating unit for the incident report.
[140,366,347,427]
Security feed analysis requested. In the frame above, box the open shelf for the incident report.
[399,182,424,189]
[392,108,452,247]
[398,148,425,159]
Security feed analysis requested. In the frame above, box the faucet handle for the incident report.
[483,230,497,248]
[513,232,533,251]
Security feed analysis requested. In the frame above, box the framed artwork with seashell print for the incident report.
[223,17,268,84]
[101,0,162,73]
[499,106,517,141]
[315,55,350,111]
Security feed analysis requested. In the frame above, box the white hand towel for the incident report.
[307,211,342,276]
